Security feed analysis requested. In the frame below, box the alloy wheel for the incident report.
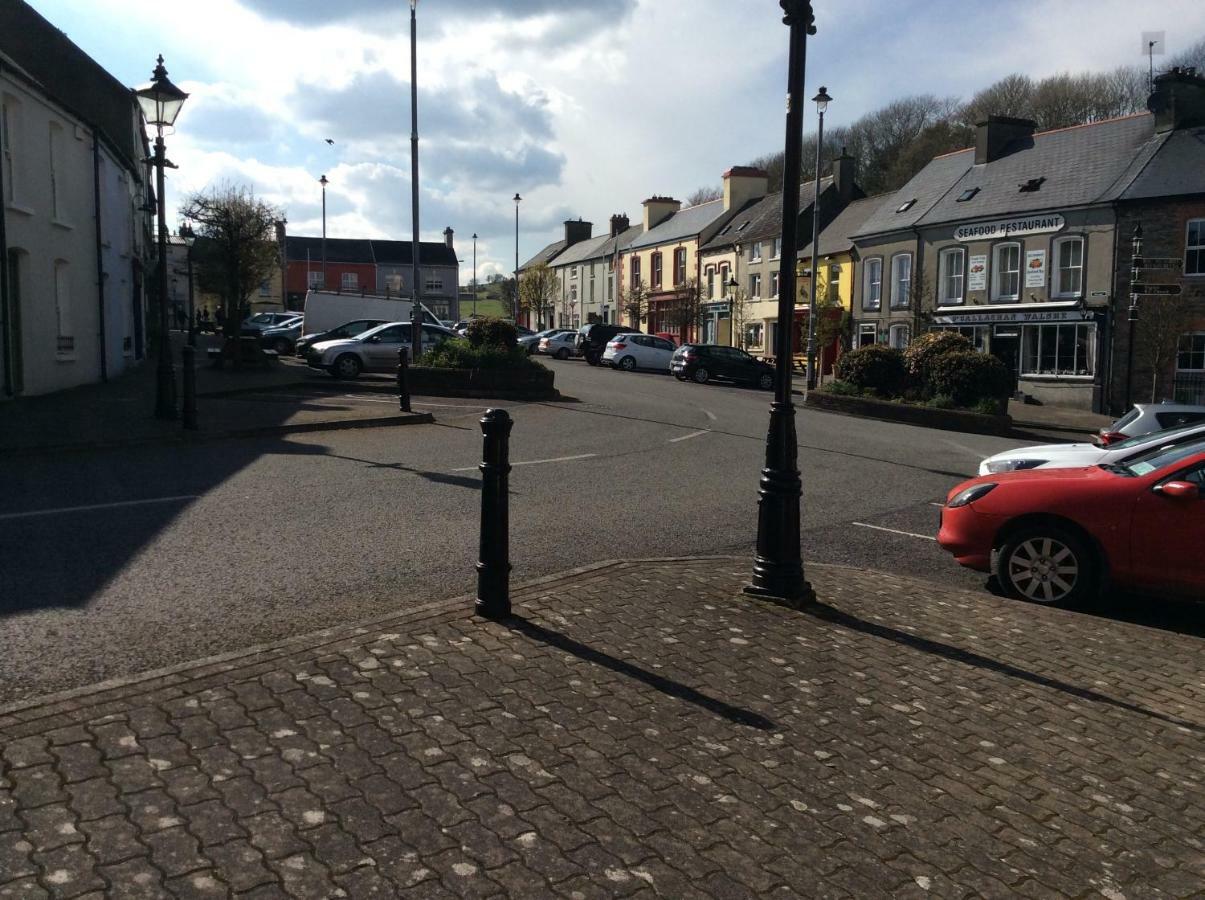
[1005,537,1079,604]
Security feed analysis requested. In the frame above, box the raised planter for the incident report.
[804,389,1012,436]
[408,365,558,400]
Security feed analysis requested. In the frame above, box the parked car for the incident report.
[603,333,676,372]
[1097,402,1205,445]
[306,322,455,378]
[240,312,301,336]
[258,317,305,354]
[537,332,579,360]
[294,319,388,357]
[576,323,640,366]
[670,344,775,390]
[938,438,1205,605]
[979,421,1205,475]
[520,328,574,354]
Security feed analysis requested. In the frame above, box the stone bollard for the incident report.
[476,408,513,619]
[181,344,198,431]
[397,347,411,413]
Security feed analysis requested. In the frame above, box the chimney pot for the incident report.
[975,115,1037,165]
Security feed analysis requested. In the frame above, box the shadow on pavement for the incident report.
[309,451,482,491]
[501,614,775,731]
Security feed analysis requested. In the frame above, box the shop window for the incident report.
[992,243,1021,301]
[1020,323,1095,377]
[938,248,965,305]
[862,258,882,311]
[1053,236,1084,298]
[1186,219,1205,276]
[889,253,911,309]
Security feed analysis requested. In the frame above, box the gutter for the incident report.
[93,133,107,382]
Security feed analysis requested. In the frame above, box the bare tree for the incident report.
[1136,296,1194,402]
[959,74,1035,126]
[519,262,558,329]
[181,184,282,340]
[1171,36,1205,72]
[620,280,650,330]
[686,185,722,206]
[728,286,750,349]
[664,277,705,342]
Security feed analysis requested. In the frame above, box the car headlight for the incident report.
[947,483,997,508]
[984,458,1046,474]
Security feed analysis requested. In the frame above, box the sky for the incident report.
[26,0,1205,283]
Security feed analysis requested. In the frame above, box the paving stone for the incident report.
[77,815,144,866]
[143,826,207,878]
[32,843,105,896]
[206,839,278,893]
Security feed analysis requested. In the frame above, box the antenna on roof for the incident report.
[1142,31,1166,94]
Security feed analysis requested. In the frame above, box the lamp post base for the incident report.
[743,576,816,609]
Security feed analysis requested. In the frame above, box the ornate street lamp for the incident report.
[807,85,832,391]
[409,0,423,364]
[746,1,816,605]
[513,193,522,323]
[319,175,328,291]
[727,275,739,347]
[134,55,188,420]
[179,221,196,347]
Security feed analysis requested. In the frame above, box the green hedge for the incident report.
[902,331,974,387]
[422,337,546,371]
[833,345,906,396]
[927,350,1013,407]
[465,317,518,350]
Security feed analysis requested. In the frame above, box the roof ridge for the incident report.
[931,112,1152,160]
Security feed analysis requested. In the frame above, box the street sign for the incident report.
[1131,283,1182,296]
[1133,257,1182,269]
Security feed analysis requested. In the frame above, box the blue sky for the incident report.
[25,0,1205,281]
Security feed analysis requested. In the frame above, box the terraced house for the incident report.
[548,214,643,328]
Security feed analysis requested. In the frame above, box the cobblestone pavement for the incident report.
[1,558,1202,898]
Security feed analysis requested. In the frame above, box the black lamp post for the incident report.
[134,55,188,420]
[179,222,196,347]
[746,1,816,605]
[807,85,832,392]
[319,175,328,290]
[1125,224,1142,411]
[513,193,522,323]
[472,232,478,318]
[727,275,739,347]
[409,0,423,364]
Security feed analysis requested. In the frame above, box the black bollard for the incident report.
[476,408,513,619]
[397,346,411,413]
[181,344,198,431]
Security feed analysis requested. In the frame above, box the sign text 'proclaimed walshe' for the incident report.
[953,214,1066,242]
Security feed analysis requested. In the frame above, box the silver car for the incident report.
[307,321,455,378]
[258,317,305,354]
[1098,402,1205,445]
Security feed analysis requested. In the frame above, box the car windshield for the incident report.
[1110,422,1205,451]
[1120,438,1205,476]
[1108,407,1142,431]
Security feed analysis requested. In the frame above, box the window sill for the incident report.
[55,352,77,362]
[936,301,966,308]
[5,201,34,216]
[52,218,74,231]
[1019,374,1094,381]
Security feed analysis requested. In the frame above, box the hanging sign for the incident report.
[954,214,1065,242]
[967,254,988,291]
[1024,249,1047,288]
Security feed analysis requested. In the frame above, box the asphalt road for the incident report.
[0,358,1107,703]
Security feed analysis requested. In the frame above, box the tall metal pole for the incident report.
[153,130,176,420]
[514,193,522,324]
[806,91,828,392]
[186,239,195,348]
[1125,224,1142,411]
[409,0,423,363]
[746,0,816,605]
[472,233,478,318]
[319,175,328,291]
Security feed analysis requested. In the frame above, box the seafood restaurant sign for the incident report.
[953,214,1065,242]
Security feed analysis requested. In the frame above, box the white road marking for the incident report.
[929,502,945,507]
[851,522,937,541]
[668,430,710,444]
[451,453,597,472]
[701,409,717,422]
[0,495,200,522]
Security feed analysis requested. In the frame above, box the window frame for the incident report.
[630,256,641,290]
[1019,322,1096,378]
[745,321,764,348]
[54,259,74,356]
[1051,235,1085,299]
[770,271,779,298]
[991,241,1022,302]
[888,323,910,349]
[862,257,883,311]
[750,241,763,263]
[858,323,877,346]
[341,271,358,291]
[749,273,762,299]
[1185,219,1205,277]
[1177,332,1205,372]
[651,252,663,290]
[937,247,965,306]
[771,237,782,260]
[1,95,17,204]
[307,270,325,290]
[49,121,65,221]
[889,252,912,310]
[673,247,686,286]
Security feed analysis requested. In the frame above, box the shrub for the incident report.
[825,380,864,397]
[833,345,906,396]
[465,317,518,350]
[926,394,957,409]
[903,331,974,387]
[927,350,1013,407]
[422,337,544,370]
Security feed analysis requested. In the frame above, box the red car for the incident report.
[938,439,1205,605]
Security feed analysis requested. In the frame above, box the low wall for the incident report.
[408,366,558,400]
[804,390,1013,437]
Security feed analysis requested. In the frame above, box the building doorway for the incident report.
[991,327,1020,396]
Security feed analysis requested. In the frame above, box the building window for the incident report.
[862,258,882,311]
[607,274,613,300]
[938,247,965,305]
[630,256,641,289]
[770,271,779,298]
[745,322,764,348]
[570,265,578,279]
[651,252,662,289]
[889,253,911,309]
[49,122,66,220]
[772,238,782,259]
[750,242,763,262]
[386,273,403,293]
[424,276,442,292]
[1,96,16,203]
[589,281,595,304]
[889,323,909,349]
[749,273,762,298]
[1178,332,1205,371]
[992,242,1021,302]
[1185,219,1205,276]
[1020,323,1096,377]
[342,272,358,291]
[705,267,715,299]
[673,248,686,285]
[858,323,877,346]
[308,270,325,289]
[259,281,271,297]
[1052,236,1084,298]
[54,260,73,354]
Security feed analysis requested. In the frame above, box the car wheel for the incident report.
[555,348,570,360]
[330,354,362,379]
[674,374,686,381]
[692,367,710,385]
[757,371,774,390]
[619,356,637,372]
[274,337,292,355]
[997,525,1095,606]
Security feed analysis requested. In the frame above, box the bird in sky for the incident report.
[325,138,335,145]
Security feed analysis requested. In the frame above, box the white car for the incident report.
[603,333,676,372]
[1098,403,1205,445]
[980,421,1205,475]
[537,332,579,360]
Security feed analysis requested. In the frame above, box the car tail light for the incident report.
[612,342,626,350]
[1097,431,1128,446]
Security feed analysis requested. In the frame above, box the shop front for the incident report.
[932,304,1107,410]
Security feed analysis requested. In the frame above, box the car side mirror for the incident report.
[1156,480,1199,499]
[366,335,380,343]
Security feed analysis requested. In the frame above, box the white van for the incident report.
[301,290,443,336]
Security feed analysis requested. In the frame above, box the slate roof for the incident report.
[371,240,459,267]
[700,178,833,252]
[628,199,733,250]
[853,151,975,239]
[799,195,885,259]
[283,236,455,267]
[551,224,645,267]
[519,240,568,271]
[1116,126,1205,200]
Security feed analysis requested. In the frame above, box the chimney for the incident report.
[443,226,454,249]
[609,213,630,237]
[721,166,769,211]
[1148,66,1205,133]
[564,219,593,246]
[830,147,856,201]
[975,115,1037,165]
[642,196,680,232]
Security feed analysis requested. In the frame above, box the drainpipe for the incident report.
[912,226,924,351]
[93,135,108,382]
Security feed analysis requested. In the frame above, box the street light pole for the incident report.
[319,174,328,292]
[180,222,196,347]
[807,86,832,392]
[728,275,739,348]
[514,193,522,324]
[746,1,816,605]
[1125,224,1142,411]
[409,0,423,364]
[472,232,478,318]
